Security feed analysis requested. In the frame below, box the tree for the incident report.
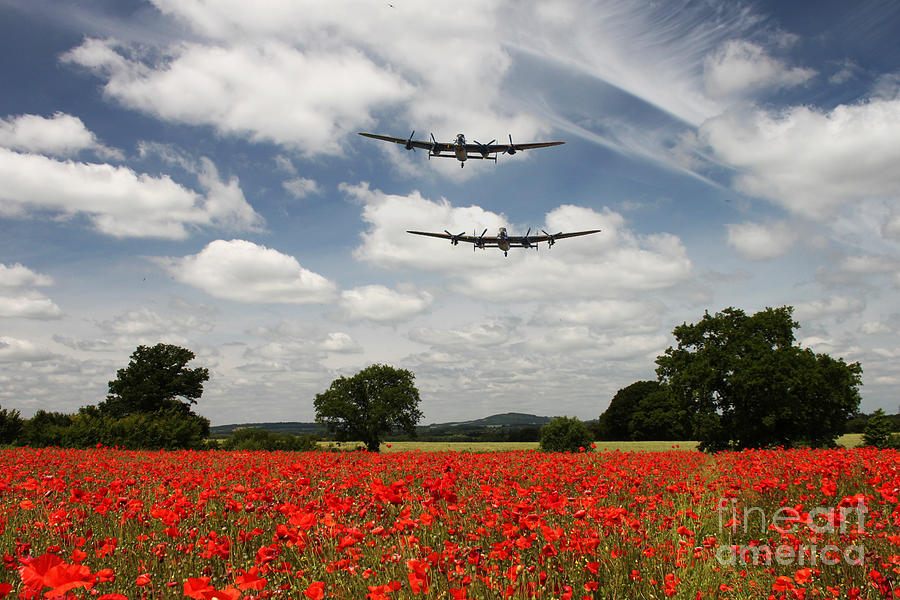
[656,306,862,452]
[628,384,692,441]
[598,380,661,440]
[314,364,422,452]
[17,410,72,447]
[863,409,893,448]
[220,428,318,451]
[539,416,593,452]
[100,344,209,418]
[0,406,23,445]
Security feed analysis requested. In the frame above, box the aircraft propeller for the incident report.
[542,229,563,247]
[521,227,532,248]
[473,139,496,158]
[505,134,518,155]
[429,133,441,158]
[473,228,488,251]
[444,230,466,246]
[405,131,416,151]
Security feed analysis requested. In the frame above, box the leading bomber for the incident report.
[359,131,564,167]
[408,227,601,257]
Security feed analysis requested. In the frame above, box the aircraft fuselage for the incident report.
[496,226,510,252]
[452,133,468,163]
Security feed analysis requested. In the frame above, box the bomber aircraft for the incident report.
[407,227,601,256]
[358,131,564,167]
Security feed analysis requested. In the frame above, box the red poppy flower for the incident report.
[303,581,325,600]
[184,577,214,599]
[235,567,267,591]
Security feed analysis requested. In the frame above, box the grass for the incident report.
[319,434,863,452]
[836,432,862,447]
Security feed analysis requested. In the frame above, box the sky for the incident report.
[1,0,899,426]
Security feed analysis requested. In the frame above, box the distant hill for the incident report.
[209,421,325,438]
[210,412,553,439]
[423,412,552,428]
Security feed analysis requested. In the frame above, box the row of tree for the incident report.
[0,305,883,452]
[0,344,211,449]
[596,306,865,450]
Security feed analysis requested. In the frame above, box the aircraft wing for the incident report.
[466,141,564,154]
[547,229,602,240]
[506,229,602,245]
[407,231,498,244]
[358,132,454,153]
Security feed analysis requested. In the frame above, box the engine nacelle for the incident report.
[506,134,518,155]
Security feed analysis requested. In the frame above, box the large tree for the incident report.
[598,380,661,440]
[314,364,422,452]
[656,306,862,451]
[101,344,210,418]
[628,384,692,441]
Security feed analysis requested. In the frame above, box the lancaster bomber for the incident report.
[359,132,564,167]
[407,227,601,256]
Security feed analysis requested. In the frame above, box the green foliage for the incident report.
[628,385,692,441]
[100,344,209,418]
[17,410,73,447]
[19,408,210,450]
[0,406,24,445]
[656,306,862,452]
[220,428,318,451]
[598,380,662,440]
[539,416,593,453]
[845,411,900,434]
[314,364,422,452]
[862,409,893,448]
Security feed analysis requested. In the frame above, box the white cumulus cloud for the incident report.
[0,147,263,239]
[346,183,692,302]
[700,97,900,221]
[0,263,62,320]
[283,177,320,199]
[63,38,413,156]
[793,296,866,322]
[703,40,815,100]
[0,263,53,288]
[0,337,55,362]
[338,284,433,322]
[0,112,122,159]
[156,239,338,304]
[320,332,363,354]
[726,220,797,260]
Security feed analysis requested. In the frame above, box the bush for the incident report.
[220,428,319,451]
[0,406,24,445]
[38,408,209,450]
[539,416,593,453]
[17,410,73,447]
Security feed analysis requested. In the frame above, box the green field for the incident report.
[319,433,863,452]
[323,440,698,452]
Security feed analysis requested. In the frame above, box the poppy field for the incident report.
[0,447,898,599]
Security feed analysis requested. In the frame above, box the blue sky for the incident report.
[2,0,899,425]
